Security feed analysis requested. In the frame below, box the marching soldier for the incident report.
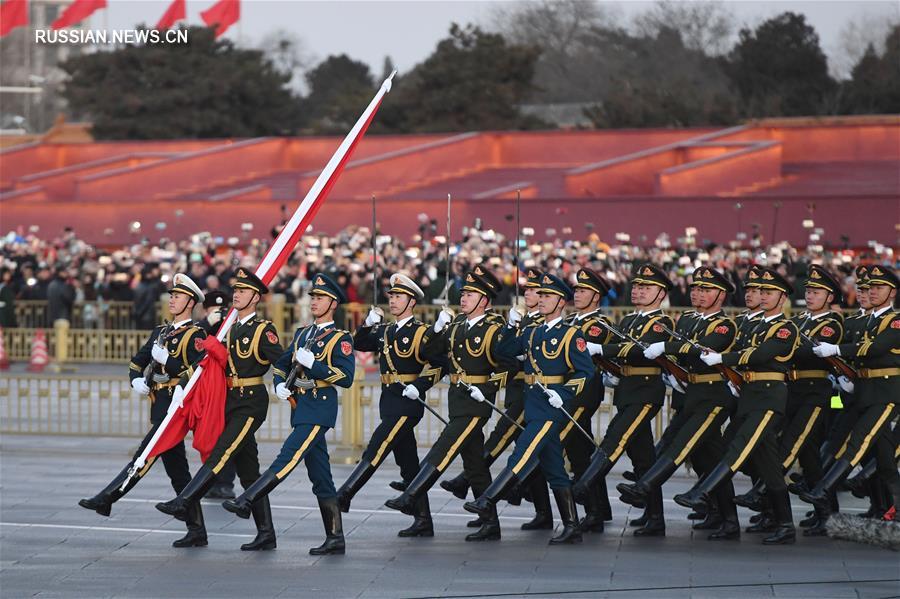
[79,274,207,548]
[155,268,284,551]
[618,267,739,540]
[463,273,595,544]
[573,263,676,537]
[674,267,800,545]
[439,268,545,526]
[336,274,441,538]
[384,265,512,542]
[222,273,356,555]
[802,266,900,521]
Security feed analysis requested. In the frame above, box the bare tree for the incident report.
[632,0,735,55]
[832,9,900,79]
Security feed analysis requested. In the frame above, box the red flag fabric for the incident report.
[50,0,105,30]
[200,0,239,38]
[0,0,29,37]
[154,0,185,30]
[148,336,226,463]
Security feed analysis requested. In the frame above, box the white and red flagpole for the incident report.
[122,71,396,488]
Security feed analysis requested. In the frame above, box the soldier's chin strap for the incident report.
[462,294,488,317]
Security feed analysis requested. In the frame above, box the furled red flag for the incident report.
[50,0,106,30]
[0,0,29,37]
[200,0,239,38]
[154,0,185,30]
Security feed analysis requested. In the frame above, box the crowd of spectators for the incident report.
[1,223,895,329]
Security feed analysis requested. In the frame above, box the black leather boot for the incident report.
[463,468,518,520]
[597,476,613,521]
[389,480,407,491]
[629,510,649,527]
[633,485,665,537]
[172,501,208,548]
[733,480,767,512]
[573,448,612,504]
[799,458,852,510]
[846,458,877,498]
[549,487,582,545]
[707,481,739,540]
[762,489,795,545]
[578,480,605,533]
[674,462,732,512]
[687,506,708,521]
[223,470,280,520]
[617,457,677,509]
[802,503,830,536]
[465,502,501,541]
[385,464,442,516]
[241,496,277,551]
[692,499,722,530]
[336,459,377,513]
[745,509,778,533]
[79,463,140,517]
[521,476,554,531]
[398,493,434,537]
[440,472,470,500]
[309,497,345,555]
[466,516,485,528]
[156,464,217,522]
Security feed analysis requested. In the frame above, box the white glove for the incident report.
[643,341,665,360]
[837,375,854,394]
[813,343,840,358]
[402,384,420,400]
[701,352,722,366]
[295,347,315,368]
[364,306,384,327]
[151,343,169,365]
[663,373,685,394]
[131,377,150,395]
[602,372,620,388]
[727,381,740,398]
[434,309,453,332]
[586,342,603,356]
[171,385,185,409]
[469,385,486,402]
[546,389,563,409]
[508,307,522,326]
[275,382,291,401]
[516,354,526,362]
[207,310,222,326]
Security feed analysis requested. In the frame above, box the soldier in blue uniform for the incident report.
[675,268,800,545]
[464,274,595,545]
[336,274,441,538]
[223,273,355,555]
[79,274,207,548]
[156,268,284,551]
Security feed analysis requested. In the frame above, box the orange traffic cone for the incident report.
[28,329,49,372]
[0,327,8,370]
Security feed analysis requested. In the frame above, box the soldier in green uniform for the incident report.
[675,267,800,545]
[79,274,207,548]
[384,265,513,542]
[224,273,356,555]
[573,263,676,537]
[618,267,740,540]
[439,268,545,520]
[155,268,284,551]
[802,266,900,521]
[336,274,441,538]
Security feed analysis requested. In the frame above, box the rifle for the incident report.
[596,318,690,385]
[283,325,322,407]
[143,321,173,392]
[457,380,522,432]
[799,330,858,380]
[535,382,597,448]
[656,321,744,391]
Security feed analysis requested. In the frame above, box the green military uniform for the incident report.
[573,263,676,536]
[156,268,284,551]
[384,265,513,542]
[800,265,900,520]
[675,267,800,545]
[439,269,545,503]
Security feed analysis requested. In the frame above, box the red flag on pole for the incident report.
[129,71,397,476]
[0,0,29,37]
[200,0,239,38]
[155,0,185,30]
[51,0,105,30]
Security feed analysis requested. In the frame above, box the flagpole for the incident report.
[122,71,397,487]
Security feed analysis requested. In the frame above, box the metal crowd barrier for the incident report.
[0,370,672,452]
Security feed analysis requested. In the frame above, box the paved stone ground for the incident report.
[1,434,898,599]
